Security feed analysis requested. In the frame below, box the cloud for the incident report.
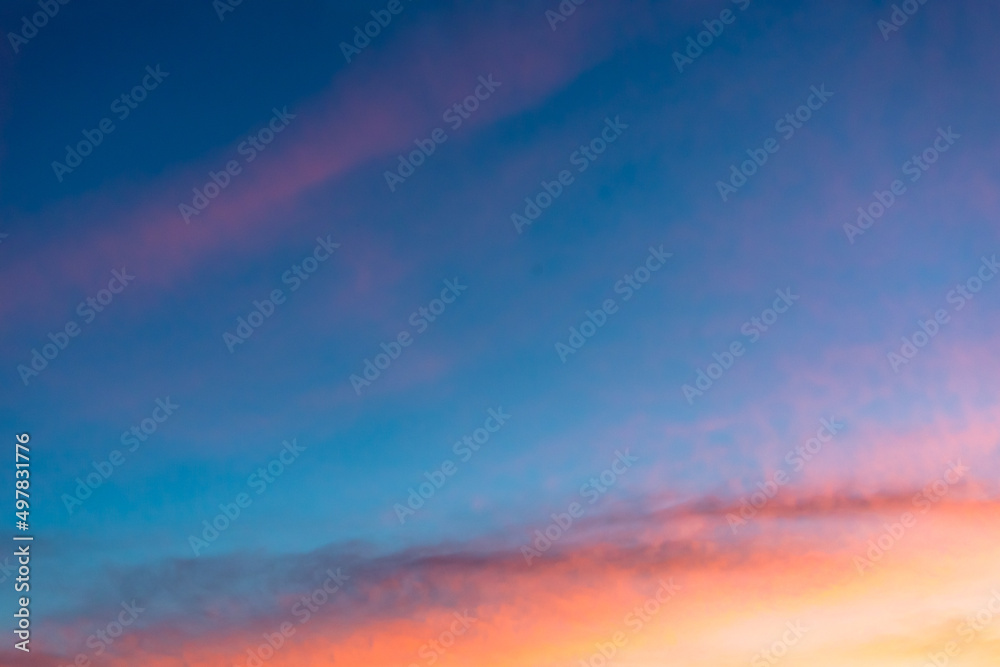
[0,0,649,330]
[25,482,1000,666]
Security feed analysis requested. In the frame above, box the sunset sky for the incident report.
[1,0,999,665]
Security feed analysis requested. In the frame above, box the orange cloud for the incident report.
[17,488,1000,667]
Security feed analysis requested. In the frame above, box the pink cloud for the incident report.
[0,0,651,328]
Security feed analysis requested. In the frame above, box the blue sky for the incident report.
[2,1,1000,665]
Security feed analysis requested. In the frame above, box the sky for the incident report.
[1,0,999,665]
